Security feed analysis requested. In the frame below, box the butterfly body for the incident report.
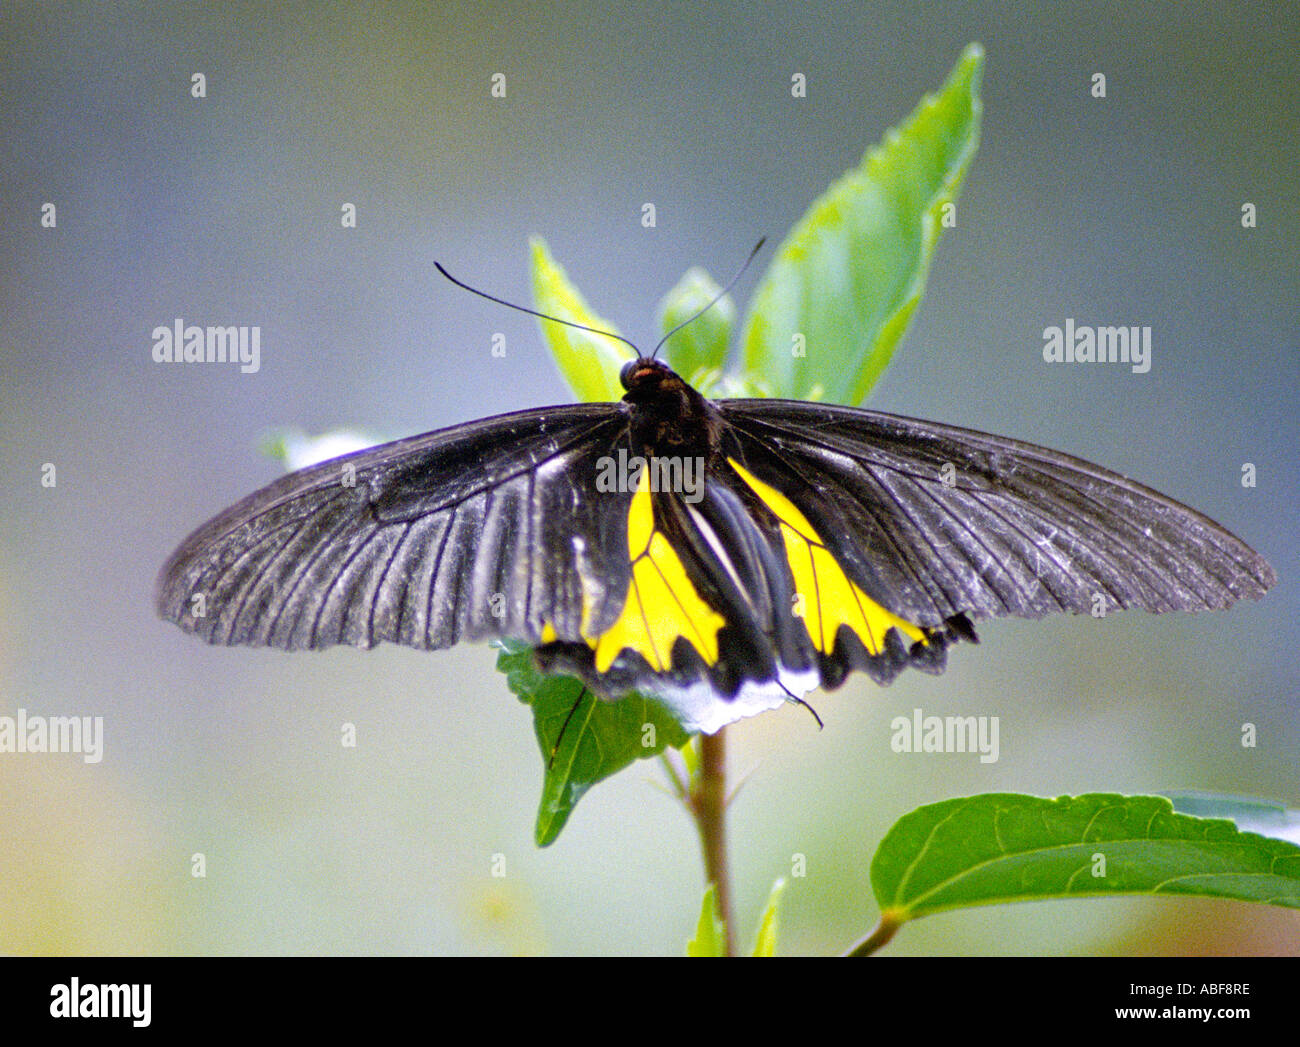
[157,356,1274,733]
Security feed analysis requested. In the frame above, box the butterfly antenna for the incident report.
[650,237,767,361]
[435,262,641,357]
[777,676,823,729]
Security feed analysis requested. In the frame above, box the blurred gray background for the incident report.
[1,1,1295,955]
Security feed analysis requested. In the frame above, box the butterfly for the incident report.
[155,260,1276,734]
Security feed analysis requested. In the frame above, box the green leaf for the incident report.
[529,236,633,403]
[496,643,691,847]
[656,267,734,390]
[679,734,701,782]
[740,42,983,404]
[750,878,787,957]
[687,884,727,957]
[872,793,1300,926]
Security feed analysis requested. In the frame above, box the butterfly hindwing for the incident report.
[710,438,959,690]
[537,445,954,701]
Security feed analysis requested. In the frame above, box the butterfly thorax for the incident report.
[620,357,723,458]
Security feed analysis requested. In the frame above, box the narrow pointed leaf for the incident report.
[530,236,633,403]
[751,878,787,957]
[687,884,727,957]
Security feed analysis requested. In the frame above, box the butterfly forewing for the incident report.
[715,399,1275,622]
[155,404,634,653]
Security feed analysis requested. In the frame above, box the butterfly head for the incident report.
[619,356,674,393]
[619,357,706,417]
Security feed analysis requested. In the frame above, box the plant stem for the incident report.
[844,911,901,956]
[690,728,735,956]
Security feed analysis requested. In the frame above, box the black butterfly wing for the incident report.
[155,403,634,652]
[157,389,1274,718]
[715,399,1274,627]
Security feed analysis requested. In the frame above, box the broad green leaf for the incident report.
[740,43,983,404]
[687,885,727,957]
[496,643,690,847]
[656,267,734,390]
[872,793,1300,924]
[750,878,787,957]
[530,236,634,403]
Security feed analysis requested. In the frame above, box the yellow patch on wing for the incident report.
[728,458,925,655]
[575,467,727,673]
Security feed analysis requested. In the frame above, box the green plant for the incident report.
[264,44,1293,955]
[499,44,1299,955]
